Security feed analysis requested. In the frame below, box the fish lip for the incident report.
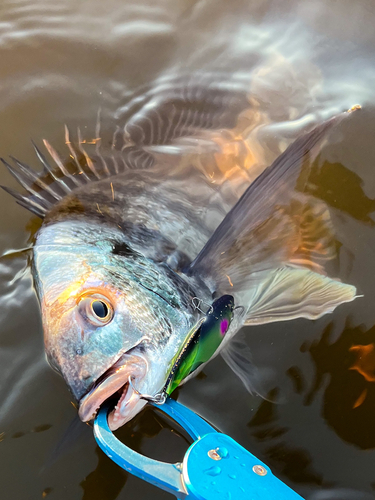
[78,352,147,425]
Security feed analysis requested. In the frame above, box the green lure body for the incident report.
[165,295,235,395]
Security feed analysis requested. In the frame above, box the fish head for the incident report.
[33,219,198,429]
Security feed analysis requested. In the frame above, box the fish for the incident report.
[0,79,359,430]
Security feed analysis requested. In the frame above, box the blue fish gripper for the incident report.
[94,397,304,500]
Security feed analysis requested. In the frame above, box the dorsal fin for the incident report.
[1,77,251,218]
[0,137,99,217]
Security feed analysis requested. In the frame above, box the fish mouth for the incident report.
[78,352,148,430]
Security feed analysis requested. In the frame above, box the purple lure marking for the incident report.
[220,319,229,336]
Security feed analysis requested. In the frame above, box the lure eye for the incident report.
[78,295,114,326]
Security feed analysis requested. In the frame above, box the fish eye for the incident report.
[92,300,108,318]
[78,294,114,326]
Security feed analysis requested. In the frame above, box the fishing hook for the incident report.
[128,375,166,405]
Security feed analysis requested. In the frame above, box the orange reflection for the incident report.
[214,133,257,177]
[349,343,375,382]
[353,389,368,409]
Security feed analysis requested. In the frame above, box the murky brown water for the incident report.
[1,1,375,499]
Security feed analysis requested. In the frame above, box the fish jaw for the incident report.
[78,352,148,429]
[78,325,197,429]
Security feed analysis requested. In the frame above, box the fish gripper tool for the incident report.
[94,397,304,499]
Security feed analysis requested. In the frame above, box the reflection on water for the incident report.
[305,322,375,450]
[248,390,323,486]
[310,159,375,225]
[1,0,375,499]
[350,343,375,383]
[81,448,128,500]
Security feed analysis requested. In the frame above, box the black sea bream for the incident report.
[1,79,358,429]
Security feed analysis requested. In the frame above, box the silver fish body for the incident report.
[1,80,359,429]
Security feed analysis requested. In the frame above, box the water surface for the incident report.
[1,0,375,499]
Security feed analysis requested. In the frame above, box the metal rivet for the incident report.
[208,449,222,461]
[253,465,267,476]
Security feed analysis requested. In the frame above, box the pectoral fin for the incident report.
[221,331,261,394]
[220,331,276,398]
[244,267,358,325]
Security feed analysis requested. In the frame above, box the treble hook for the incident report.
[128,375,166,405]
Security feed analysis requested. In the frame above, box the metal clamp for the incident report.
[94,398,304,500]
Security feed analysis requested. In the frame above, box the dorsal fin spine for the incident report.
[32,140,73,192]
[77,128,101,180]
[31,142,72,194]
[1,158,53,209]
[31,140,52,176]
[0,184,46,217]
[8,156,62,201]
[96,138,111,177]
[94,109,111,177]
[64,126,91,182]
[43,140,82,188]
